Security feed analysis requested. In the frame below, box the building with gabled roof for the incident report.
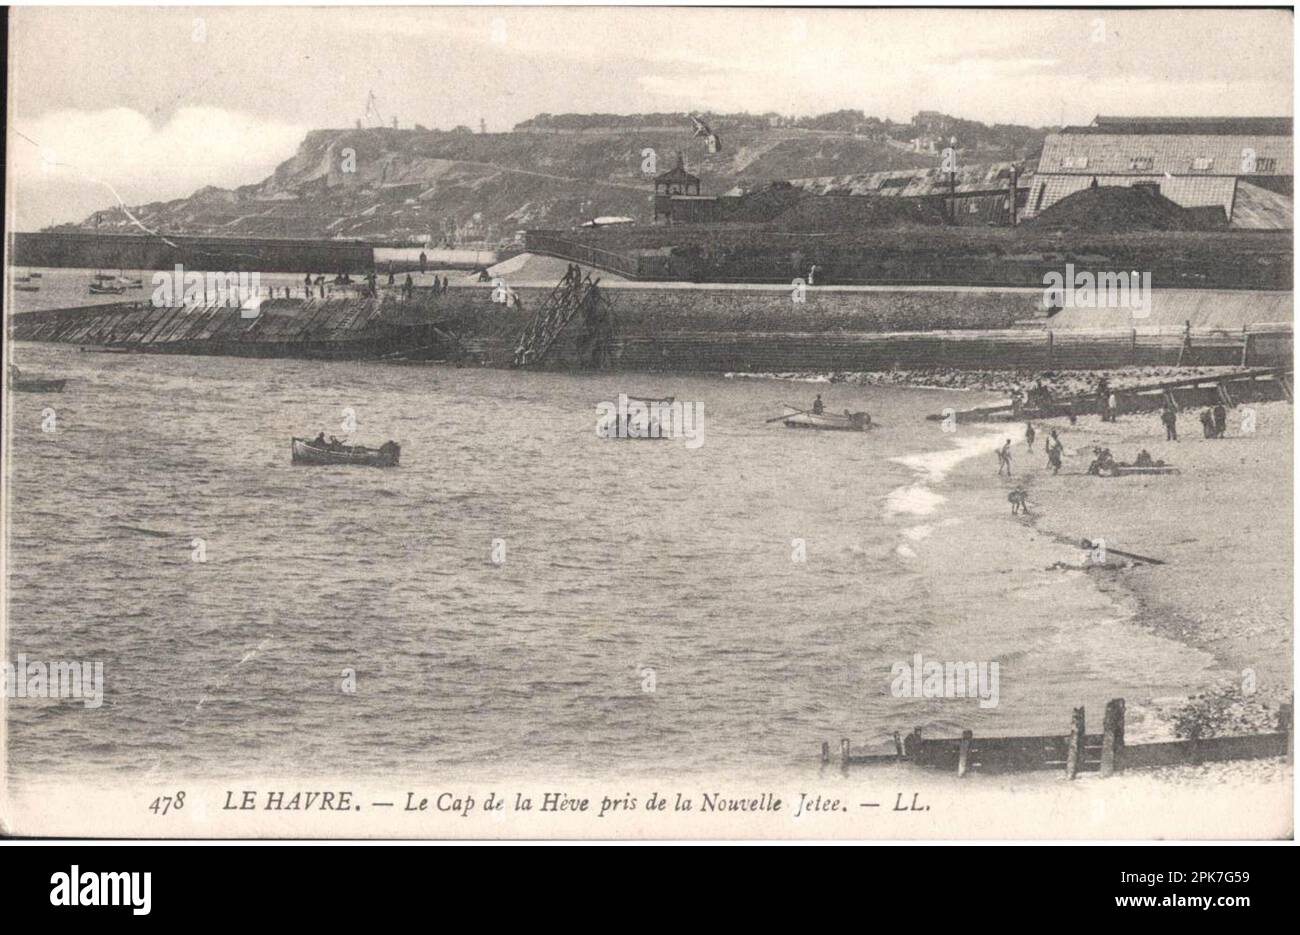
[1023,115,1292,229]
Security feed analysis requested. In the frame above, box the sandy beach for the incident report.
[994,399,1293,700]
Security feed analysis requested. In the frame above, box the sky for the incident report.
[6,5,1294,229]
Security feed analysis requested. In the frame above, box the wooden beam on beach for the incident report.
[1065,706,1086,780]
[1100,698,1126,778]
[1080,539,1165,566]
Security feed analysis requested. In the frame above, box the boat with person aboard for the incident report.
[291,436,401,467]
[778,404,871,432]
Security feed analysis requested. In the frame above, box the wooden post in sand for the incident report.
[840,738,850,769]
[957,729,973,778]
[1279,702,1293,766]
[821,741,830,765]
[1100,698,1126,778]
[1065,706,1086,780]
[893,731,905,762]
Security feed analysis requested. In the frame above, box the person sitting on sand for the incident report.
[1086,447,1117,476]
[812,394,824,415]
[1008,488,1028,515]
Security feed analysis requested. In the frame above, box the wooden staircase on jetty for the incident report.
[511,271,609,367]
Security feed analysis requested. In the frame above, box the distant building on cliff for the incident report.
[1023,116,1293,229]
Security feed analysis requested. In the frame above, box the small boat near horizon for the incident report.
[9,367,66,393]
[89,282,128,295]
[291,437,401,467]
[779,404,872,432]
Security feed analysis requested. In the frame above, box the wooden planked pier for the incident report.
[928,366,1294,424]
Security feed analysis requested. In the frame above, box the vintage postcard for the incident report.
[2,4,1293,841]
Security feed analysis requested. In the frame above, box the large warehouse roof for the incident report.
[1038,134,1292,177]
[1067,116,1292,136]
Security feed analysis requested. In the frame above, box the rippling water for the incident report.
[5,343,1216,780]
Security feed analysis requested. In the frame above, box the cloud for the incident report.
[9,107,308,229]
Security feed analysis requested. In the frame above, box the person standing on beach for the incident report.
[997,439,1013,475]
[1045,429,1063,472]
[1108,391,1118,422]
[1025,422,1036,449]
[1161,404,1178,441]
[1213,402,1227,438]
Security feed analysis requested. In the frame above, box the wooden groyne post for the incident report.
[1280,701,1293,766]
[1100,698,1126,777]
[1065,706,1086,780]
[957,729,973,778]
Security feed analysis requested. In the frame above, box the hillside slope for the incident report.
[60,125,960,242]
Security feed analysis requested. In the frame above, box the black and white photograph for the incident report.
[1,3,1294,844]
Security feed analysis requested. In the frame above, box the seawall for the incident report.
[10,281,1292,372]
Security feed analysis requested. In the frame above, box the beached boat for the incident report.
[291,437,401,467]
[89,283,127,295]
[14,284,41,292]
[780,404,871,431]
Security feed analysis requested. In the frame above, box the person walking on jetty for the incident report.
[1025,422,1036,449]
[1161,403,1178,441]
[997,439,1013,475]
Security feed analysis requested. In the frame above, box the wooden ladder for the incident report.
[512,273,600,367]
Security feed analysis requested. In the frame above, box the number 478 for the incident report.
[149,791,185,815]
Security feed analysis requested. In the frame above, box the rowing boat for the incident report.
[11,377,66,392]
[89,283,127,295]
[780,405,871,431]
[291,437,401,467]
